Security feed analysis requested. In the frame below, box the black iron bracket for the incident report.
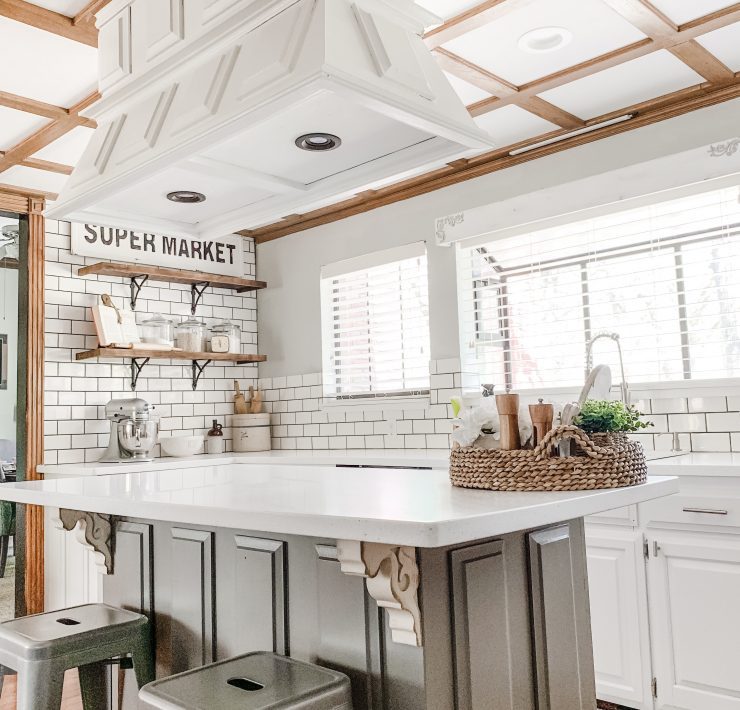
[191,359,212,390]
[130,357,150,390]
[191,282,210,314]
[130,275,149,310]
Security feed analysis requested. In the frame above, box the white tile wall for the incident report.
[43,220,260,464]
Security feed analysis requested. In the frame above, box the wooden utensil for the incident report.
[495,392,521,450]
[249,386,263,414]
[529,398,554,446]
[234,380,248,414]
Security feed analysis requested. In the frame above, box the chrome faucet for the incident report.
[585,332,630,405]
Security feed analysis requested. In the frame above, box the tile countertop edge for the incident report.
[0,470,678,548]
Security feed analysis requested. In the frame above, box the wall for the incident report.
[0,265,18,449]
[43,220,259,465]
[257,99,740,452]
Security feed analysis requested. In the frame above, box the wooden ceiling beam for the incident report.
[0,91,99,174]
[601,0,677,39]
[244,80,740,243]
[424,0,535,48]
[0,0,97,46]
[0,90,67,120]
[669,41,735,83]
[20,157,74,175]
[0,183,57,202]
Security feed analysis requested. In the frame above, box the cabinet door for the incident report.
[586,526,653,710]
[647,530,740,710]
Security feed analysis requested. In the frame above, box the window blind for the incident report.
[321,243,430,399]
[457,185,740,390]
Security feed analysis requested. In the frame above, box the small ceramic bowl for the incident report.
[159,435,203,458]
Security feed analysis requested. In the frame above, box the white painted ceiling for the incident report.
[1,0,738,212]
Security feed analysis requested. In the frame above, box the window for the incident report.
[457,186,740,390]
[321,243,430,400]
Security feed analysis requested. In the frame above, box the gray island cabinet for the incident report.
[0,464,678,710]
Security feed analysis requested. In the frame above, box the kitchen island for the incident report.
[0,464,677,710]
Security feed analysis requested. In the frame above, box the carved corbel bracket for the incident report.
[336,540,422,647]
[57,509,116,574]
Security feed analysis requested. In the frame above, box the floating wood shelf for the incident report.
[77,262,267,312]
[76,348,267,390]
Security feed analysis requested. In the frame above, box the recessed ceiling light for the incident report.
[518,27,572,54]
[295,133,342,152]
[166,191,206,204]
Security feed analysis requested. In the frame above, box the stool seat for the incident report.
[139,652,352,710]
[0,603,153,710]
[0,603,148,660]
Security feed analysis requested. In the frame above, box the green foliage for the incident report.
[573,400,651,434]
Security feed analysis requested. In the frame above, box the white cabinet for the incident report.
[586,526,653,709]
[646,530,740,710]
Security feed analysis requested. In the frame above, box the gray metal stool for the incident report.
[139,651,352,709]
[0,602,153,710]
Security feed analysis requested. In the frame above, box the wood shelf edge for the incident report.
[75,347,267,364]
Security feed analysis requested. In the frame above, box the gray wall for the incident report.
[256,98,740,378]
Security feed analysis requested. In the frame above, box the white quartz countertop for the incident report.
[0,464,677,547]
[37,450,451,476]
[645,452,740,476]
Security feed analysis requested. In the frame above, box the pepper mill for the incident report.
[495,392,521,450]
[529,398,554,447]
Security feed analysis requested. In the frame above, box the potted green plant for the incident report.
[573,399,651,448]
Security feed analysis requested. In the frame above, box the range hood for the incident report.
[47,0,494,238]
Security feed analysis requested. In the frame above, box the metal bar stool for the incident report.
[0,603,153,710]
[139,651,352,709]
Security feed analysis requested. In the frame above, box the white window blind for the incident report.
[457,185,740,390]
[321,243,430,400]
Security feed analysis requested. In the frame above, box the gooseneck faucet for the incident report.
[585,332,630,405]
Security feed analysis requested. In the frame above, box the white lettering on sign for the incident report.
[70,224,246,278]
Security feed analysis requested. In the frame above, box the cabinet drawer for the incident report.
[640,493,740,529]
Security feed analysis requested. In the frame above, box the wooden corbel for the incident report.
[336,540,422,647]
[57,509,116,574]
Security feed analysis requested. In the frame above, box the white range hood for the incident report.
[47,0,494,238]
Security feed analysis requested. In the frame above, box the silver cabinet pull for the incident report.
[682,507,728,515]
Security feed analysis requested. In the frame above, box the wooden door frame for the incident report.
[0,189,45,615]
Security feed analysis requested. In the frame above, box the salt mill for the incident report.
[529,398,554,446]
[495,391,521,450]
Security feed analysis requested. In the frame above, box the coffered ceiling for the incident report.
[0,0,739,239]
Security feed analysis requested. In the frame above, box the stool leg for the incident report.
[16,660,64,710]
[0,535,8,578]
[79,660,109,710]
[131,632,155,688]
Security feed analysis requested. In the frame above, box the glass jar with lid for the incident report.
[140,314,174,347]
[175,318,207,352]
[208,320,241,354]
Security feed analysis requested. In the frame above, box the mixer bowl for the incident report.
[118,419,158,459]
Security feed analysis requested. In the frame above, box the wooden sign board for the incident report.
[71,223,246,277]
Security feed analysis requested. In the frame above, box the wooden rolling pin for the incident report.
[495,392,521,450]
[529,398,554,447]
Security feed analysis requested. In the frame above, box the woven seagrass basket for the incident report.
[449,424,647,492]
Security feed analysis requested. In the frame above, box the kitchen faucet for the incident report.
[585,332,630,405]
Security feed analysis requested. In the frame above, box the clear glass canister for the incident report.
[140,314,174,347]
[175,318,207,352]
[209,320,241,354]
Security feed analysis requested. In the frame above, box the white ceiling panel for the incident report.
[416,0,481,22]
[696,22,740,72]
[0,107,48,151]
[442,0,646,86]
[32,126,95,165]
[24,0,91,17]
[539,50,704,118]
[0,17,97,106]
[0,166,69,194]
[649,0,737,26]
[475,105,559,146]
[444,72,492,105]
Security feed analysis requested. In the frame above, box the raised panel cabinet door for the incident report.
[647,530,740,710]
[98,5,133,93]
[529,522,597,710]
[586,525,653,710]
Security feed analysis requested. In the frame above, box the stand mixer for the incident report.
[100,398,158,463]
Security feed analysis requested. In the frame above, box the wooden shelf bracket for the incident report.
[131,357,150,390]
[192,359,213,390]
[130,274,149,310]
[190,281,210,315]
